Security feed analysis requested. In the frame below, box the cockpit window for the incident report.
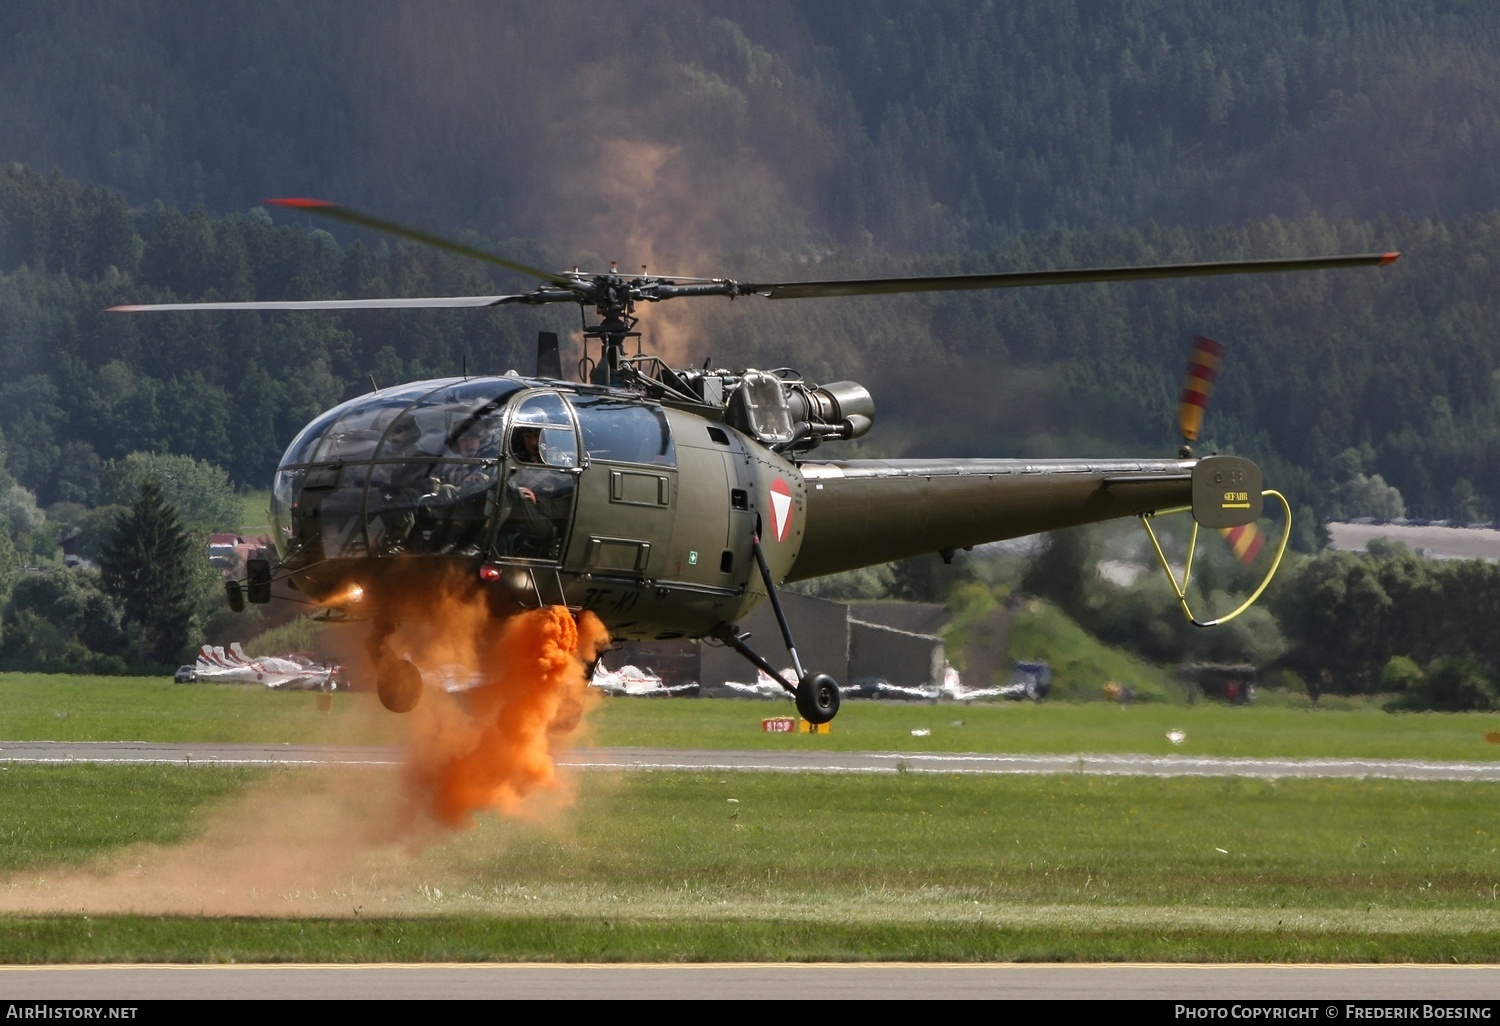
[276,378,528,468]
[282,400,358,468]
[407,379,517,458]
[570,395,676,466]
[287,383,438,465]
[271,376,532,563]
[509,392,578,469]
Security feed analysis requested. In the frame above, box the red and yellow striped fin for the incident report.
[1220,522,1265,566]
[1177,335,1226,443]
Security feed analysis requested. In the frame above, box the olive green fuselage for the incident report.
[790,456,1195,581]
[276,379,1195,643]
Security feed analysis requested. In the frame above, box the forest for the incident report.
[0,0,1497,696]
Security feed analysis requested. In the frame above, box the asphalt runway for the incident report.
[4,741,1500,781]
[1,962,1498,1000]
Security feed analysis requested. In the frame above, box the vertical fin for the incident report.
[537,331,562,379]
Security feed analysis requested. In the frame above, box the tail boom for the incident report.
[790,457,1197,581]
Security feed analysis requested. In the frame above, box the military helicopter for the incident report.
[113,199,1399,721]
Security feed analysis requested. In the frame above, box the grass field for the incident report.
[237,490,271,536]
[0,766,1498,962]
[7,672,1500,761]
[0,673,403,745]
[4,673,1500,963]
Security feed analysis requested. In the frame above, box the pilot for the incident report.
[384,413,427,458]
[512,425,543,465]
[372,413,437,554]
[497,425,574,558]
[429,421,499,555]
[443,421,499,493]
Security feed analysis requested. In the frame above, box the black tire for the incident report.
[377,658,424,713]
[795,673,841,724]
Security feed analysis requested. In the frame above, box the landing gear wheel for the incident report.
[377,658,423,713]
[795,673,841,724]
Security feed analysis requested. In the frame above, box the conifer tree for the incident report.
[97,479,194,664]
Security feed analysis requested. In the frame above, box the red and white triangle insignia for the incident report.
[769,477,793,542]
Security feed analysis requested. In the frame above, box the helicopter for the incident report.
[112,199,1400,722]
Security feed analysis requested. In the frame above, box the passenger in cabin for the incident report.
[371,413,436,554]
[422,420,501,556]
[512,425,543,465]
[497,425,573,558]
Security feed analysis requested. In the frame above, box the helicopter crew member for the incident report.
[371,413,437,554]
[442,420,500,492]
[496,425,573,558]
[429,420,500,554]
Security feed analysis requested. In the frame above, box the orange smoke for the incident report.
[335,562,610,829]
[405,605,608,826]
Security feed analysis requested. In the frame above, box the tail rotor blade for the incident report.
[1177,335,1226,443]
[1220,522,1266,566]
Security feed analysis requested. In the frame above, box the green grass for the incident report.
[7,673,1500,963]
[588,693,1500,761]
[0,765,261,868]
[0,673,400,745]
[1,917,1493,964]
[1,767,1499,961]
[237,489,271,536]
[6,671,1500,761]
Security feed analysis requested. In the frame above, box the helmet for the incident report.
[386,412,421,446]
[450,417,499,456]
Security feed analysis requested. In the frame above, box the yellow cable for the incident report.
[1138,490,1292,627]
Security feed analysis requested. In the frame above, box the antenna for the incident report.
[369,373,380,394]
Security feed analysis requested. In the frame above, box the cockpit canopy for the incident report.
[269,377,675,570]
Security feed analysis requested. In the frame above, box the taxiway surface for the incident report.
[2,962,1499,1000]
[3,741,1499,781]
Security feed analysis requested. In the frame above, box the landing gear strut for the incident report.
[711,533,841,725]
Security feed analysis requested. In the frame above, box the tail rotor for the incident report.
[1177,335,1226,458]
[1174,335,1266,567]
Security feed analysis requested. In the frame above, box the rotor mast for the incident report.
[583,270,641,386]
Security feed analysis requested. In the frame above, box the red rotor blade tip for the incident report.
[1379,252,1401,266]
[266,197,336,209]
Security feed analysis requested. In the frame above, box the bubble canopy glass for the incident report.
[271,376,531,563]
[270,377,677,570]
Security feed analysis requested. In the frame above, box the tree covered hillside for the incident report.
[0,164,1495,535]
[0,0,1496,524]
[1,1,1497,249]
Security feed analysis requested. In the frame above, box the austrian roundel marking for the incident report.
[769,478,794,542]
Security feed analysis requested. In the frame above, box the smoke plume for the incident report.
[0,574,611,915]
[336,563,610,826]
[402,603,609,826]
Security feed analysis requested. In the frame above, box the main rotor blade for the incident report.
[267,198,579,289]
[739,252,1400,300]
[109,295,528,313]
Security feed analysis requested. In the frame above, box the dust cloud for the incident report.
[351,9,824,371]
[0,573,612,916]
